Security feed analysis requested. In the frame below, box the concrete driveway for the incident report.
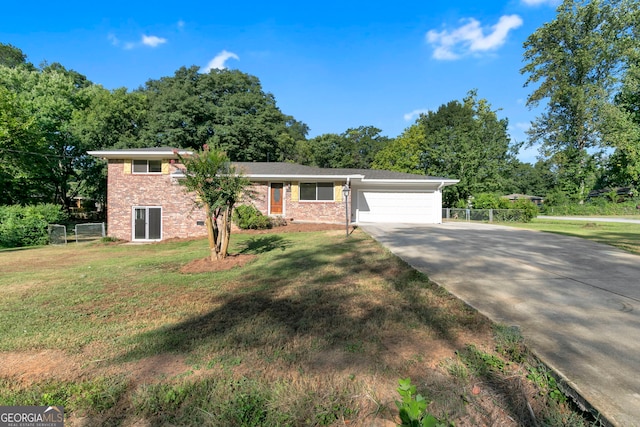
[362,222,640,427]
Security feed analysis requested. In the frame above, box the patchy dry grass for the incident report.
[0,228,596,426]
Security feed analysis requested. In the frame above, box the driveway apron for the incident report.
[362,222,640,427]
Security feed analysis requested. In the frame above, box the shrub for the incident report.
[511,199,539,222]
[233,205,272,230]
[472,193,510,209]
[0,204,67,248]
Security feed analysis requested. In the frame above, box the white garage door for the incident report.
[356,190,437,223]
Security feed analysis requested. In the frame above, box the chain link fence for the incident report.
[47,222,106,244]
[443,208,530,223]
[74,223,106,243]
[48,224,67,245]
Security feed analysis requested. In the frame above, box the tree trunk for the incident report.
[217,206,233,260]
[205,205,217,262]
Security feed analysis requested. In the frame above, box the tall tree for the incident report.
[373,91,513,206]
[339,126,389,168]
[0,86,41,204]
[372,125,424,174]
[0,43,33,69]
[603,44,640,187]
[0,64,92,208]
[143,66,298,162]
[503,159,556,196]
[297,133,345,167]
[521,0,637,201]
[298,126,389,168]
[71,86,148,149]
[176,147,250,261]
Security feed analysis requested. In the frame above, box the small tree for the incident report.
[176,147,250,261]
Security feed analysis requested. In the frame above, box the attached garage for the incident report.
[356,190,438,224]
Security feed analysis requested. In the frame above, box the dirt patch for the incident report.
[0,350,198,387]
[0,350,85,385]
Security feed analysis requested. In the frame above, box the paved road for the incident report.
[362,222,640,427]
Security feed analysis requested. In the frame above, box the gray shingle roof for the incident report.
[87,148,456,182]
[234,162,453,181]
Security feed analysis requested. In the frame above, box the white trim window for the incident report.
[133,159,162,174]
[133,206,162,240]
[300,182,333,201]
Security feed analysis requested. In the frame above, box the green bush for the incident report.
[469,194,538,222]
[0,204,67,248]
[511,199,539,222]
[472,193,510,209]
[232,205,272,230]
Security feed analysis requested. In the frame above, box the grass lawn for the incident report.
[0,228,594,426]
[509,219,640,255]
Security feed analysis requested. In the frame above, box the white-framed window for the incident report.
[133,206,162,240]
[300,182,333,201]
[132,159,162,174]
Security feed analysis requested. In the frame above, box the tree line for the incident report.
[1,0,639,212]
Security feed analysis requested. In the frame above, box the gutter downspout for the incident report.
[437,181,446,224]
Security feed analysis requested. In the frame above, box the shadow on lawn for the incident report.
[112,232,478,372]
[238,235,291,254]
[109,231,554,423]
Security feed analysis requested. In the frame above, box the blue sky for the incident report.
[3,0,561,163]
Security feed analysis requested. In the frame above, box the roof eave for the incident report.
[360,178,459,185]
[244,173,366,180]
[87,150,192,160]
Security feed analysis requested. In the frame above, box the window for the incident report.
[300,182,333,201]
[133,207,161,240]
[133,159,162,174]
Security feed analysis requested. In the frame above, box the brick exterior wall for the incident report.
[107,160,207,241]
[284,197,346,223]
[249,182,346,224]
[106,162,348,241]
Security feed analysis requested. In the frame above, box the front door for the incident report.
[134,207,162,240]
[270,183,283,215]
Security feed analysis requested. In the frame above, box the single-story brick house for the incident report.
[88,147,458,242]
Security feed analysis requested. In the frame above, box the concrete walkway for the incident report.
[362,222,640,427]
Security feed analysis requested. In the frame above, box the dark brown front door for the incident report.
[270,183,283,215]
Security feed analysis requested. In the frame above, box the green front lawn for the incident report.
[0,228,595,426]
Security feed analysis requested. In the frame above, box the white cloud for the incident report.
[109,33,168,49]
[403,109,430,121]
[142,35,167,47]
[202,50,240,72]
[177,20,185,30]
[426,15,523,60]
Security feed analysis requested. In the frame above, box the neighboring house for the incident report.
[88,147,458,242]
